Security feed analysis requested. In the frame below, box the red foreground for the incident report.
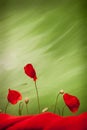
[0,112,87,130]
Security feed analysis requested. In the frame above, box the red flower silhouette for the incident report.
[63,93,80,113]
[24,64,37,81]
[7,89,22,104]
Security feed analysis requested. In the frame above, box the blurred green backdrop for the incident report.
[0,0,87,116]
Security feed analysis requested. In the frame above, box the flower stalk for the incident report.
[5,102,9,113]
[54,93,60,113]
[35,81,40,113]
[54,89,64,114]
[25,97,29,114]
[19,102,23,115]
[26,104,29,114]
[62,105,66,116]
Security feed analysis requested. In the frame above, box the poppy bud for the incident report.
[42,107,48,113]
[25,97,29,104]
[59,89,64,95]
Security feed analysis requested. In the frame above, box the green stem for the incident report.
[5,102,9,113]
[57,107,60,115]
[62,105,66,116]
[54,93,60,113]
[19,102,23,115]
[35,81,40,113]
[26,104,29,114]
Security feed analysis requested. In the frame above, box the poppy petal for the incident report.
[63,93,80,113]
[24,64,37,81]
[7,89,22,105]
[0,112,87,130]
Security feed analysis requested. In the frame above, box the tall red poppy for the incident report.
[7,89,22,104]
[24,64,37,81]
[63,93,80,113]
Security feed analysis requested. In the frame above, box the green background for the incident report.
[0,0,87,116]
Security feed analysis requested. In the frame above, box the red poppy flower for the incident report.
[24,64,37,81]
[63,93,80,113]
[7,89,22,104]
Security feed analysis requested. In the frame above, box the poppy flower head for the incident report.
[7,89,22,105]
[24,64,37,81]
[63,93,80,113]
